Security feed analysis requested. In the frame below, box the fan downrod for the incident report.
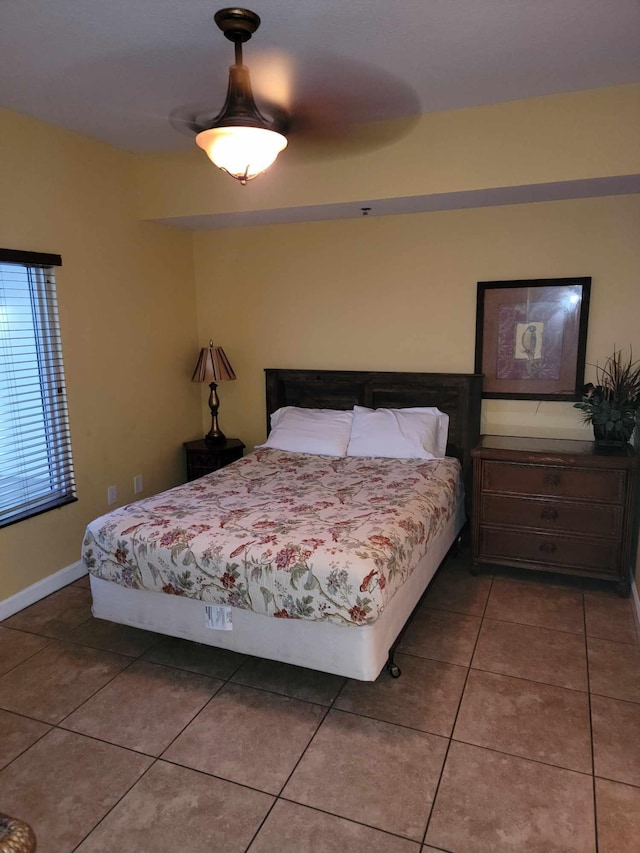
[214,8,261,42]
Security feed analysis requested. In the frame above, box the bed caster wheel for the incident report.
[387,662,401,678]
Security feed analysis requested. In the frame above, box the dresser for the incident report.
[184,438,245,481]
[472,435,638,595]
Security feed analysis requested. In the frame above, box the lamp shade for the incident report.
[196,126,287,184]
[191,343,236,384]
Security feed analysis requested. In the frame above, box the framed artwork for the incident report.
[475,277,591,400]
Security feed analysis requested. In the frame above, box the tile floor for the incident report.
[1,555,639,852]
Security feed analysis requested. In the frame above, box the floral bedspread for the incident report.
[82,449,462,627]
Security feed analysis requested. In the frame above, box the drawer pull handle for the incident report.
[543,474,561,487]
[539,542,557,554]
[541,508,559,521]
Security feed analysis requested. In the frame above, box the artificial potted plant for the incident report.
[574,347,640,446]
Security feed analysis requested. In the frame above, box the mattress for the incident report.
[90,495,465,680]
[82,449,463,627]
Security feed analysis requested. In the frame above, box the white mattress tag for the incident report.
[204,605,233,631]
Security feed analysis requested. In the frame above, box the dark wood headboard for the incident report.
[265,368,482,504]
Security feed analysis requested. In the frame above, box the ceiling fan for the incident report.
[171,7,420,186]
[184,8,287,185]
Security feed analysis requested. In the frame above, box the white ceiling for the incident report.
[1,0,639,154]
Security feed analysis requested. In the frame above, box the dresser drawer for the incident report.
[479,526,620,575]
[480,494,622,538]
[482,461,626,503]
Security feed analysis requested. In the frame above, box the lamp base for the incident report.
[205,382,226,444]
[205,430,227,444]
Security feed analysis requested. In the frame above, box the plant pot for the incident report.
[593,424,632,447]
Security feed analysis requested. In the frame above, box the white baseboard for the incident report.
[0,560,87,621]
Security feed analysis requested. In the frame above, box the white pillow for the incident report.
[346,405,449,459]
[259,407,353,456]
[392,406,449,458]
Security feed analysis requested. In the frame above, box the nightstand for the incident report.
[184,438,245,481]
[471,435,638,595]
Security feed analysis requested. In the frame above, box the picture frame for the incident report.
[475,277,591,400]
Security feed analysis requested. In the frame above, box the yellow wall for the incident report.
[135,84,640,222]
[2,84,640,601]
[0,109,202,600]
[193,194,640,450]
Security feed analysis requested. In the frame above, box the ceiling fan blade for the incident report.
[283,58,421,159]
[169,97,289,137]
[170,24,421,162]
[169,104,213,137]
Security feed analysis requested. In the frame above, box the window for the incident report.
[0,248,76,528]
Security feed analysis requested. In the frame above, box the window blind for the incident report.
[0,249,76,528]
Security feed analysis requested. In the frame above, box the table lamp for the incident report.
[191,341,236,443]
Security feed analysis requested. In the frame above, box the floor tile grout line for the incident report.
[589,690,640,707]
[586,634,639,648]
[417,603,488,619]
[488,572,587,591]
[0,627,233,764]
[0,647,141,731]
[42,744,285,850]
[393,649,469,671]
[420,569,495,847]
[70,757,161,851]
[5,718,614,853]
[242,793,298,848]
[448,735,595,779]
[147,669,335,841]
[2,640,629,819]
[324,703,457,741]
[0,636,55,680]
[251,795,446,851]
[0,722,53,776]
[326,675,349,709]
[243,704,332,852]
[155,754,297,800]
[0,647,348,816]
[55,665,225,759]
[197,667,344,711]
[241,619,460,853]
[14,654,601,839]
[272,703,331,797]
[467,663,589,695]
[150,677,227,757]
[420,601,593,639]
[593,772,640,790]
[52,725,163,760]
[140,652,247,682]
[225,676,345,710]
[398,630,592,694]
[479,613,586,637]
[3,569,637,848]
[55,653,141,729]
[583,588,600,853]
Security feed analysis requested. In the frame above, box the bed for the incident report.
[83,369,481,680]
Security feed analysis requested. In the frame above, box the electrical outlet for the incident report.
[134,474,143,495]
[107,485,117,505]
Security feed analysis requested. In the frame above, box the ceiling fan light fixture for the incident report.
[195,8,289,185]
[196,125,287,184]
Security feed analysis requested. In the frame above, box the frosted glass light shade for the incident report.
[196,126,288,184]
